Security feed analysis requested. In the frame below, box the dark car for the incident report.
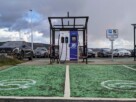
[97,48,111,57]
[87,48,95,58]
[131,49,136,57]
[0,41,33,60]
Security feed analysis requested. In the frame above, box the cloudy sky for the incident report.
[0,0,135,49]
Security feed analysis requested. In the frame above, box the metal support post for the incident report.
[111,40,114,61]
[134,27,136,61]
[30,10,33,51]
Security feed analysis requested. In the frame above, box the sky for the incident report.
[0,0,135,49]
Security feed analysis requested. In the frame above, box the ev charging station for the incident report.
[59,31,78,61]
[48,12,89,64]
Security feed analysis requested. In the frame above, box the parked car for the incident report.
[49,48,58,57]
[130,49,136,57]
[0,41,33,60]
[87,48,95,58]
[97,48,111,57]
[78,46,89,58]
[113,49,131,57]
[53,48,59,59]
[34,47,48,58]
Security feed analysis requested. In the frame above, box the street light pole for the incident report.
[30,9,33,50]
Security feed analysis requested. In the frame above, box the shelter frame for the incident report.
[132,24,136,61]
[48,13,89,64]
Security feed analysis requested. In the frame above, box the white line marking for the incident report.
[0,66,17,73]
[64,65,70,98]
[0,96,136,101]
[123,65,136,71]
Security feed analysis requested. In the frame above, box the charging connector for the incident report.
[61,37,64,43]
[65,37,68,43]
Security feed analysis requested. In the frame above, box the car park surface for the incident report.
[0,61,136,98]
[70,65,136,98]
[0,58,136,102]
[0,65,65,96]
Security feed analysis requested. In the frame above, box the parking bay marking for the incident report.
[64,65,70,98]
[122,65,136,71]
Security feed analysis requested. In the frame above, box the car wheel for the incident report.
[127,55,130,57]
[28,52,33,60]
[101,54,104,57]
[44,53,47,58]
[45,53,48,58]
[18,51,24,60]
[28,57,32,60]
[117,53,119,57]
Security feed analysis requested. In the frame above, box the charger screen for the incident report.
[71,36,77,43]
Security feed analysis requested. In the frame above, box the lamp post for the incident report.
[30,9,33,50]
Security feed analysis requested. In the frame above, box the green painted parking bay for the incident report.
[0,64,136,98]
[70,65,136,98]
[0,65,65,96]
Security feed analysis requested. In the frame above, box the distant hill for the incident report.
[0,42,6,46]
[0,41,50,50]
[27,42,50,50]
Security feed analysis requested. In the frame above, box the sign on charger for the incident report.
[71,43,77,49]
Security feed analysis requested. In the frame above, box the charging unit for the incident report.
[59,31,78,62]
[59,31,70,61]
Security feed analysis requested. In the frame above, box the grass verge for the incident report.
[0,57,22,67]
[70,65,136,98]
[0,65,65,96]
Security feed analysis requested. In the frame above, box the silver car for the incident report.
[34,47,48,58]
[113,49,131,57]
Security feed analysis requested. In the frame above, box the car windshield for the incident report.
[41,49,46,51]
[118,49,127,52]
[88,49,93,52]
[55,49,58,52]
[35,47,47,51]
[115,48,124,51]
[115,48,127,51]
[103,49,111,52]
